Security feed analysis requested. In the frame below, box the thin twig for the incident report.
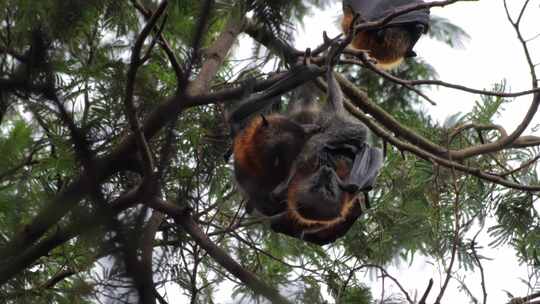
[503,0,538,86]
[516,0,531,26]
[342,55,437,105]
[141,14,168,64]
[418,279,434,304]
[131,0,183,83]
[362,264,414,304]
[124,1,168,179]
[340,47,540,98]
[434,165,462,304]
[0,145,41,181]
[499,155,540,177]
[470,225,488,304]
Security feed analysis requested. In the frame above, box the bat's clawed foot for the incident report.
[358,49,377,65]
[326,42,344,68]
[303,48,312,65]
[339,182,360,193]
[322,31,343,47]
[321,31,350,68]
[270,183,288,204]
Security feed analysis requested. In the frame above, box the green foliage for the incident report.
[0,1,538,304]
[340,287,373,304]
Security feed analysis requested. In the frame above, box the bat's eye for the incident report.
[375,29,386,43]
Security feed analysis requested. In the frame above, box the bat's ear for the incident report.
[342,2,353,14]
[406,50,417,58]
[375,29,386,43]
[416,23,428,34]
[260,114,269,127]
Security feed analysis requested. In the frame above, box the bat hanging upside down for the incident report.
[342,0,430,70]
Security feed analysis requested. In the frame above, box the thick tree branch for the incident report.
[336,73,448,155]
[337,73,540,161]
[187,16,245,96]
[342,95,540,191]
[508,291,540,304]
[43,269,77,289]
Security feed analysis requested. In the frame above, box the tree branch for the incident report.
[418,279,434,304]
[147,198,293,304]
[130,0,183,82]
[342,95,540,191]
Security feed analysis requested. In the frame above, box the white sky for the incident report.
[175,1,540,303]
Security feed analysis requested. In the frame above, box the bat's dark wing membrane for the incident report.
[343,0,430,27]
[347,144,383,191]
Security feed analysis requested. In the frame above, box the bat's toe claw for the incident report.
[303,48,312,65]
[362,51,378,65]
[339,183,360,193]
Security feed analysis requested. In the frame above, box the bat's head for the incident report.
[233,114,319,187]
[293,165,345,221]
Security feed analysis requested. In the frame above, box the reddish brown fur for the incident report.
[233,115,287,190]
[233,113,317,218]
[285,158,358,232]
[233,116,267,179]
